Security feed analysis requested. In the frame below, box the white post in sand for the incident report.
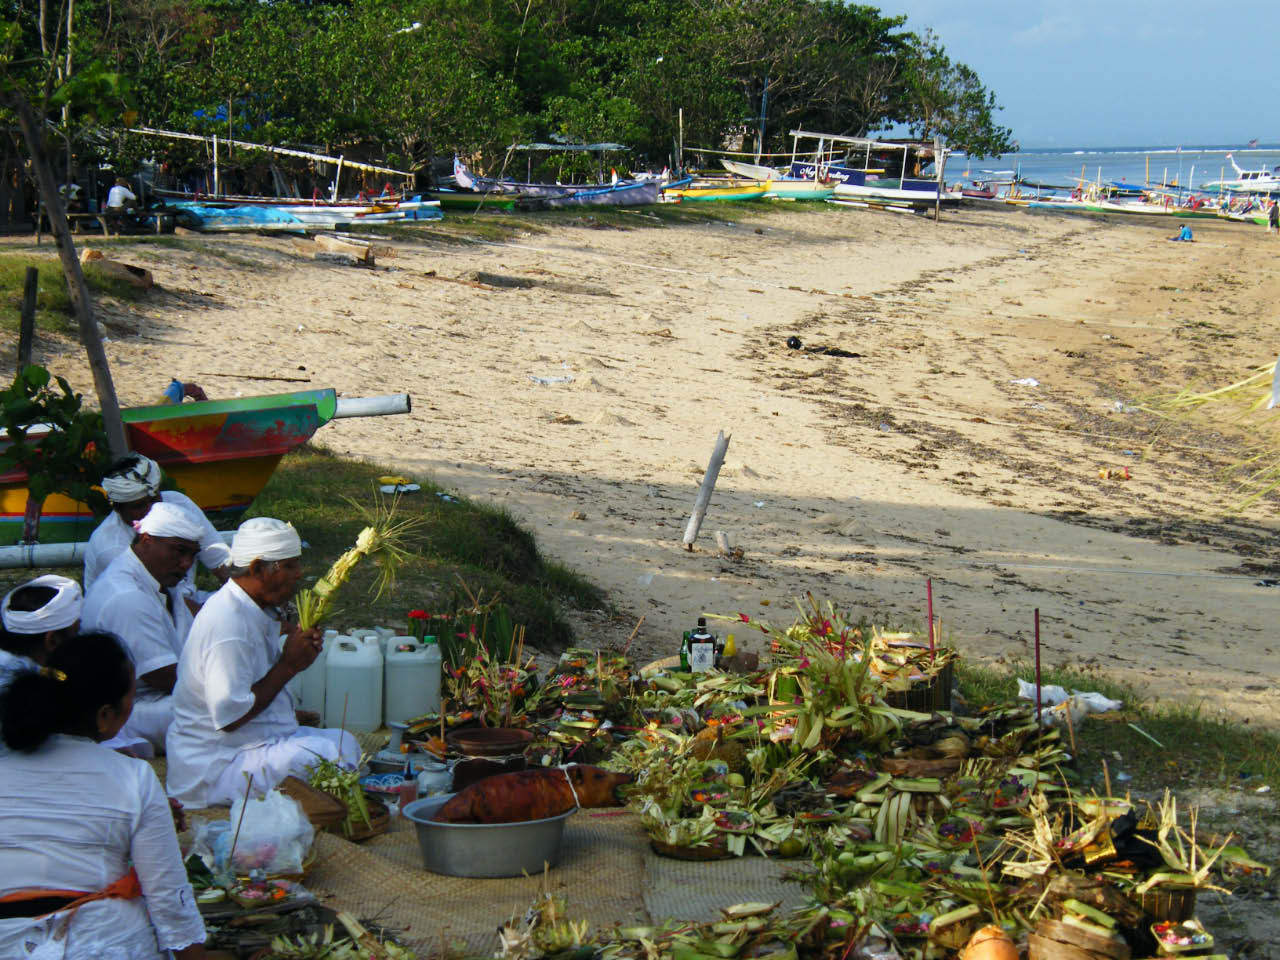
[683,431,731,551]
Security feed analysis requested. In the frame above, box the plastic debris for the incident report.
[529,374,574,385]
[1010,377,1040,387]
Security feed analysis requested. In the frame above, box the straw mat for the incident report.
[307,810,650,955]
[642,851,810,922]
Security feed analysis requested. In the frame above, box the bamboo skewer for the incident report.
[228,772,255,872]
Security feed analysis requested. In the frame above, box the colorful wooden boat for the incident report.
[661,180,768,202]
[0,388,384,545]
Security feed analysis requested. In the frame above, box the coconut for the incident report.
[962,925,1017,960]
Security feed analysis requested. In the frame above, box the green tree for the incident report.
[903,30,1011,158]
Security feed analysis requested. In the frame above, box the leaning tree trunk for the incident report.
[6,90,128,458]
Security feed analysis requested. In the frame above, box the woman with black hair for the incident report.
[0,575,82,686]
[0,632,207,959]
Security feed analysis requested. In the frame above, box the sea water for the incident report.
[950,143,1280,194]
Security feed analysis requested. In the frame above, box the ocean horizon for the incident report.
[949,143,1280,191]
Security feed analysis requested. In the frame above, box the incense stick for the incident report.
[622,615,645,656]
[925,578,935,659]
[228,772,255,872]
[1034,608,1042,727]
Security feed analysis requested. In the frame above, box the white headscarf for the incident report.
[136,501,204,542]
[1,575,83,634]
[101,454,163,504]
[231,517,301,567]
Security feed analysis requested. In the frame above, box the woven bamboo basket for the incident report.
[884,660,953,712]
[1132,885,1197,922]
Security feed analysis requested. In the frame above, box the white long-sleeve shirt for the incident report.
[83,548,187,687]
[167,579,297,807]
[0,735,205,958]
[84,490,231,591]
[105,184,136,209]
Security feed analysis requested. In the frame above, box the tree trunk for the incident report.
[21,495,44,545]
[7,91,129,458]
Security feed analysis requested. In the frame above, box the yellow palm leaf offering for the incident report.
[295,493,422,629]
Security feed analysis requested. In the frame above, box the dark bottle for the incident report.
[689,617,715,672]
[679,630,691,672]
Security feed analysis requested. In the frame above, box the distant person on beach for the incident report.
[1269,200,1278,233]
[0,633,208,959]
[166,517,359,808]
[1168,224,1193,242]
[106,177,137,212]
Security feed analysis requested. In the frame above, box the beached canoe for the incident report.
[0,388,404,545]
[540,180,660,208]
[661,181,768,202]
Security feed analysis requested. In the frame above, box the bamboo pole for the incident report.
[682,430,730,551]
[7,91,127,457]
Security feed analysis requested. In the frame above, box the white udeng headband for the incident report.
[102,454,163,504]
[230,517,302,567]
[1,575,83,634]
[135,501,204,542]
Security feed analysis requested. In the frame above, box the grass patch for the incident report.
[0,254,150,335]
[242,444,605,651]
[956,660,1280,793]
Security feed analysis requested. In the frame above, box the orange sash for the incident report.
[0,867,142,919]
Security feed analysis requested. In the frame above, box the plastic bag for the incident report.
[192,789,314,876]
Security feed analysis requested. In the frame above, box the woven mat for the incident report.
[642,850,810,921]
[307,811,650,955]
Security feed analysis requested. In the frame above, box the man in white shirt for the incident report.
[106,177,137,211]
[85,452,231,592]
[83,502,204,752]
[0,575,81,687]
[166,517,359,808]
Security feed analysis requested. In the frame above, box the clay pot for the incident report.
[962,924,1018,960]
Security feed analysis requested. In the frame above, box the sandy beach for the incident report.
[12,203,1280,722]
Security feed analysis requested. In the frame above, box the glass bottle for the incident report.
[689,617,715,672]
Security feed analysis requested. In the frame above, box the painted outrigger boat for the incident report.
[718,159,835,200]
[661,180,768,202]
[1,388,410,546]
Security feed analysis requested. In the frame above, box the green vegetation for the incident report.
[242,445,606,651]
[2,0,1012,201]
[0,254,149,335]
[956,660,1280,793]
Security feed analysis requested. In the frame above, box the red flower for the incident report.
[408,610,428,619]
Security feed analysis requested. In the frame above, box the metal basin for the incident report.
[401,794,577,878]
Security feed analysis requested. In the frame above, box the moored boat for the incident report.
[661,180,768,202]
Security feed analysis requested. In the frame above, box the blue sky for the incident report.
[873,1,1280,148]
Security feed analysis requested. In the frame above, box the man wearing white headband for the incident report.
[84,453,231,591]
[166,517,358,807]
[82,502,206,752]
[0,575,82,687]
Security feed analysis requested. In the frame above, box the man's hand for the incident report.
[279,624,324,674]
[296,709,321,727]
[168,797,188,833]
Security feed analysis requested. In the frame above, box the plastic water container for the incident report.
[417,759,453,797]
[325,639,383,732]
[295,631,340,715]
[422,638,442,714]
[385,640,434,725]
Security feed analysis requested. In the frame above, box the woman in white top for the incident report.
[0,632,207,959]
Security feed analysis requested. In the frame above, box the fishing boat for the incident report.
[716,160,833,200]
[431,188,521,212]
[1201,154,1280,195]
[165,197,441,232]
[539,180,660,207]
[787,131,960,207]
[0,388,409,546]
[661,180,768,202]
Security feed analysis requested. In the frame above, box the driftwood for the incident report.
[682,430,730,550]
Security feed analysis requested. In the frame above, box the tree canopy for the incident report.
[4,0,1014,186]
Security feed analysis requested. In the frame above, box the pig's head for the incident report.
[566,764,634,807]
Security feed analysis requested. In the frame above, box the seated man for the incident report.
[167,517,359,808]
[0,575,82,687]
[83,502,203,752]
[85,453,231,592]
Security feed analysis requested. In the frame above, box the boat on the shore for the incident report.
[786,131,960,208]
[661,180,769,202]
[165,197,441,232]
[0,388,408,545]
[716,160,834,200]
[538,179,660,207]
